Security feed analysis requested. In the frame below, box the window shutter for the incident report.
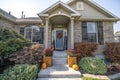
[20,27,24,36]
[82,22,87,42]
[39,27,44,44]
[97,22,104,45]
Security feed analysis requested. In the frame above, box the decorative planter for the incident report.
[43,56,52,67]
[68,56,77,67]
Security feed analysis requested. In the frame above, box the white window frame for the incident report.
[24,27,32,42]
[76,2,84,10]
[24,25,41,43]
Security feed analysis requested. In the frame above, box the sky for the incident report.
[0,0,120,33]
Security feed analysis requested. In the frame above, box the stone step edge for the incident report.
[37,78,82,80]
[38,74,81,78]
[53,56,67,58]
[53,57,67,59]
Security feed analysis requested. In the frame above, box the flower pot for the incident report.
[43,56,52,67]
[68,56,77,67]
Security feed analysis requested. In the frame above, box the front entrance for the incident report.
[52,29,67,51]
[55,30,65,50]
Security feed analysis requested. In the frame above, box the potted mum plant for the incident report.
[43,48,53,67]
[66,49,78,67]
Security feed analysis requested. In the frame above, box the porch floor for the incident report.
[37,51,81,80]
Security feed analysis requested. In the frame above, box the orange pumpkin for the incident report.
[72,64,79,71]
[42,63,47,69]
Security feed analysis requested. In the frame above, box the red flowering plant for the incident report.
[66,49,78,57]
[43,48,53,56]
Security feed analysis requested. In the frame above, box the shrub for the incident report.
[0,64,38,80]
[0,28,30,57]
[74,42,98,58]
[79,57,107,74]
[103,42,120,63]
[66,49,78,57]
[43,48,53,56]
[9,44,43,64]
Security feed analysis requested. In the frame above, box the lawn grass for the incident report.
[82,76,106,80]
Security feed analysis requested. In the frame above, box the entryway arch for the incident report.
[50,14,70,50]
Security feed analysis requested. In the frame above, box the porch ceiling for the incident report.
[50,15,70,25]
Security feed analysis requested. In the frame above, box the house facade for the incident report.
[0,0,119,51]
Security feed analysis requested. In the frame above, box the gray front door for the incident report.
[55,30,64,50]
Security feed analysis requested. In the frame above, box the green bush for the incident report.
[79,57,107,74]
[0,28,30,57]
[0,64,38,80]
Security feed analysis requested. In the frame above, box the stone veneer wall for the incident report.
[0,18,19,32]
[48,25,52,48]
[103,22,114,43]
[74,21,82,43]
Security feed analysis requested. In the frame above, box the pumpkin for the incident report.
[42,63,47,69]
[72,64,79,71]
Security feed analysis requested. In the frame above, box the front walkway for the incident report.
[37,51,81,80]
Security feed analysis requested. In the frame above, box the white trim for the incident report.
[38,1,80,16]
[70,17,74,49]
[49,13,71,18]
[79,18,120,21]
[45,18,49,48]
[38,14,49,17]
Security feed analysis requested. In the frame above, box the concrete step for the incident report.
[53,58,67,65]
[53,51,67,58]
[93,45,104,55]
[53,56,67,58]
[37,78,82,80]
[38,65,81,78]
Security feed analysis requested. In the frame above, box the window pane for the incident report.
[25,28,31,40]
[87,22,96,33]
[25,26,44,44]
[88,33,96,42]
[32,26,41,42]
[20,27,24,36]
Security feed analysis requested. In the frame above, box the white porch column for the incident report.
[71,17,74,49]
[45,17,49,48]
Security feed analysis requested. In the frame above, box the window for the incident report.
[20,25,44,44]
[76,2,84,10]
[87,22,97,42]
[82,22,104,44]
